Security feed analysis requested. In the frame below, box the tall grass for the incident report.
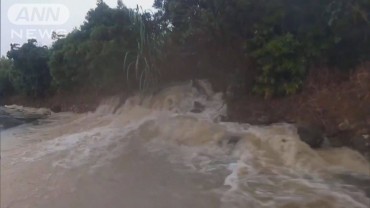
[123,7,165,91]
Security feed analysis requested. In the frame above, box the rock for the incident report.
[327,131,353,147]
[327,132,370,160]
[227,136,241,145]
[350,135,370,160]
[0,114,24,129]
[0,105,51,129]
[51,105,62,113]
[297,125,324,148]
[218,136,241,147]
[191,101,205,113]
[3,105,51,120]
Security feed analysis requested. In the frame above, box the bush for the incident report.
[4,0,369,98]
[154,0,370,97]
[7,39,52,97]
[123,8,165,91]
[49,2,144,91]
[252,34,307,98]
[0,57,14,96]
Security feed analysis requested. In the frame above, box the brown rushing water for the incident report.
[1,81,370,208]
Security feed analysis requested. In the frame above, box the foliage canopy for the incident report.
[2,0,369,98]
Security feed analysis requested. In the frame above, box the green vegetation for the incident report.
[0,57,13,97]
[49,1,133,90]
[123,7,165,91]
[7,40,51,97]
[251,34,307,98]
[1,0,369,98]
[153,0,370,96]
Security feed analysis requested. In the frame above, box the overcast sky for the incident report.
[1,0,154,56]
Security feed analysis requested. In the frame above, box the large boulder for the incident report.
[297,124,325,148]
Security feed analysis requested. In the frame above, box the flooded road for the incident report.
[1,81,369,208]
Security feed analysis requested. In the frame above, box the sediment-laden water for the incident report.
[1,81,369,208]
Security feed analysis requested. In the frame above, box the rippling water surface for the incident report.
[1,81,369,208]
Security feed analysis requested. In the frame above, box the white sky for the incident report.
[0,0,154,56]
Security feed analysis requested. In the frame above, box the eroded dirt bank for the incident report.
[228,66,370,158]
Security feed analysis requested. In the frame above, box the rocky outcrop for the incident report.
[0,105,51,129]
[296,124,325,148]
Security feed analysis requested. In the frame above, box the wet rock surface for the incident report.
[328,131,370,160]
[351,134,370,160]
[296,125,325,148]
[0,105,51,129]
[190,101,206,113]
[0,114,24,129]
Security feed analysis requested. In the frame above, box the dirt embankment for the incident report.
[228,64,370,157]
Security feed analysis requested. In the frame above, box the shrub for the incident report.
[251,34,307,98]
[154,0,370,97]
[7,40,52,97]
[49,2,148,91]
[0,57,14,97]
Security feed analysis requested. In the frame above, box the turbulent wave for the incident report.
[1,80,369,208]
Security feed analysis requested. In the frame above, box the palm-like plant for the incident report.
[123,6,165,91]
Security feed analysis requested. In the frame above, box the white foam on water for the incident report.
[1,80,369,208]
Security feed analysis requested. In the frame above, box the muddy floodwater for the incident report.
[1,81,370,208]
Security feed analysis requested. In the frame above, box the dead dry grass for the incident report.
[298,63,370,135]
[228,63,370,138]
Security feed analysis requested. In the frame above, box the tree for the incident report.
[51,31,66,40]
[7,40,52,97]
[0,56,14,97]
[97,0,104,6]
[154,0,370,97]
[49,3,145,90]
[117,0,125,9]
